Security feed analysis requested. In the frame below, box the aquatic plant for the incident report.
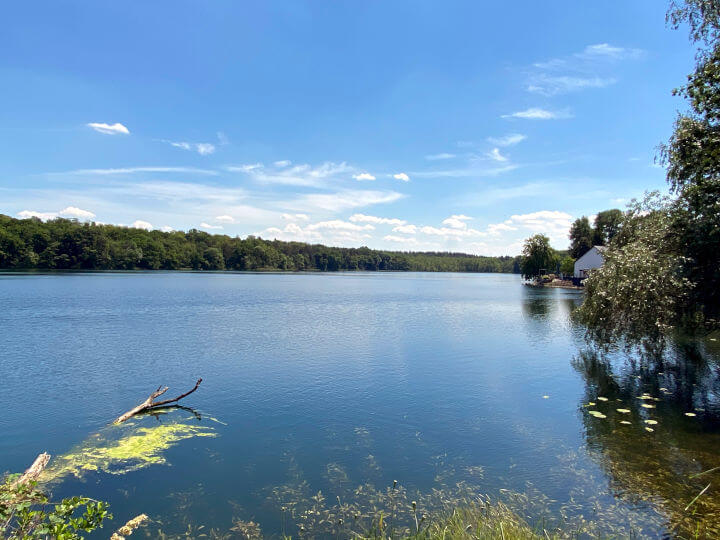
[41,418,217,483]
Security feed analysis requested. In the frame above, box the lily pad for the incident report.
[620,420,632,425]
[597,397,609,402]
[588,411,607,419]
[644,419,658,425]
[616,408,631,414]
[685,412,697,417]
[641,404,656,409]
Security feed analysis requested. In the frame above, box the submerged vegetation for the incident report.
[41,419,217,483]
[0,215,520,273]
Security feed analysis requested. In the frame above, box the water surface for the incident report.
[1,272,719,537]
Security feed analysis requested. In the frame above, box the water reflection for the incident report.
[574,345,720,537]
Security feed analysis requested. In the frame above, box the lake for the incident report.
[1,272,719,538]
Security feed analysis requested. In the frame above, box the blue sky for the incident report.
[0,1,696,255]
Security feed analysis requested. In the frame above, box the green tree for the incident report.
[577,195,692,352]
[568,217,594,259]
[1,475,111,539]
[520,234,557,279]
[593,209,623,245]
[560,255,575,276]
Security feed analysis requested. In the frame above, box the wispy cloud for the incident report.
[349,214,406,226]
[579,43,644,60]
[502,108,572,120]
[410,164,518,178]
[87,122,130,135]
[527,75,616,96]
[274,160,292,167]
[164,140,216,155]
[230,161,354,187]
[200,222,223,230]
[487,148,508,162]
[528,43,644,96]
[487,134,526,147]
[283,189,405,213]
[52,166,219,176]
[215,215,235,223]
[425,153,456,160]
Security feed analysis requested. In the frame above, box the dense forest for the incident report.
[0,214,521,273]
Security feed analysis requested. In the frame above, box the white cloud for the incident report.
[282,213,310,221]
[487,148,508,162]
[393,172,410,182]
[161,225,175,232]
[215,215,235,223]
[349,214,406,226]
[419,225,486,238]
[581,43,644,60]
[59,206,96,219]
[392,224,417,234]
[54,166,218,176]
[527,75,616,96]
[486,134,526,147]
[486,222,517,235]
[441,214,473,230]
[167,140,216,155]
[227,163,264,172]
[410,164,518,179]
[200,222,223,230]
[383,235,419,245]
[274,160,292,167]
[87,122,130,135]
[307,220,374,232]
[17,210,58,220]
[502,108,571,120]
[17,206,96,221]
[425,153,456,160]
[353,172,376,181]
[131,220,153,230]
[527,43,644,96]
[284,190,404,213]
[231,161,353,187]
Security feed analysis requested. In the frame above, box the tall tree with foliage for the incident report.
[592,209,623,245]
[520,234,557,279]
[579,0,720,350]
[568,217,594,259]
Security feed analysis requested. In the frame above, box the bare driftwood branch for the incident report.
[110,514,149,540]
[114,379,203,424]
[10,453,50,488]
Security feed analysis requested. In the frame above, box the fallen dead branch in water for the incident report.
[9,452,50,489]
[114,379,203,424]
[111,514,149,539]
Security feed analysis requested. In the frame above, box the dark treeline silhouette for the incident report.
[0,215,521,273]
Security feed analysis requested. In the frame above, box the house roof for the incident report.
[595,245,607,252]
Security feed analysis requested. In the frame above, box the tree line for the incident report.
[0,214,521,273]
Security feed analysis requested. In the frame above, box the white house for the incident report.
[574,246,606,278]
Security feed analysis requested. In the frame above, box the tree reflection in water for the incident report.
[573,343,720,537]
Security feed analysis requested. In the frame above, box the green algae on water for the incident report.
[41,420,217,483]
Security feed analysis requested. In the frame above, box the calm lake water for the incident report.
[1,272,719,538]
